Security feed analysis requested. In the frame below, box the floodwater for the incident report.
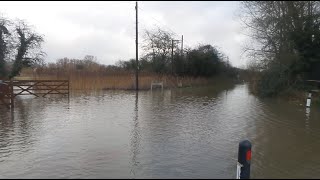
[0,83,320,178]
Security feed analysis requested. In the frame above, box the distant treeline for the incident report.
[117,44,239,78]
[115,27,238,78]
[32,27,241,79]
[34,45,239,79]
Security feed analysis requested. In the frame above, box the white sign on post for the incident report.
[236,162,242,179]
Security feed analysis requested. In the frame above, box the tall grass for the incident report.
[18,68,212,91]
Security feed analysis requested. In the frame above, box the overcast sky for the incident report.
[0,1,248,68]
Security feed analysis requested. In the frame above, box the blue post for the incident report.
[237,140,252,179]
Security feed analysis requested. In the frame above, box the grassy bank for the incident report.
[278,88,320,106]
[246,77,320,106]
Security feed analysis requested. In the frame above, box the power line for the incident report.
[136,4,196,51]
[137,6,180,37]
[129,2,195,53]
[125,1,182,39]
[106,1,188,46]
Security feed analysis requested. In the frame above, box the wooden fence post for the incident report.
[10,80,14,109]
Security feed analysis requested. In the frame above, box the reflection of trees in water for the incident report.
[171,83,236,100]
[73,90,106,103]
[248,100,320,178]
[137,85,238,177]
[305,108,311,132]
[0,108,15,157]
[112,85,320,178]
[0,97,49,157]
[130,92,141,177]
[145,85,238,138]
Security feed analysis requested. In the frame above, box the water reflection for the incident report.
[0,108,14,161]
[136,85,238,178]
[305,107,311,131]
[130,92,141,177]
[248,96,320,178]
[0,84,320,178]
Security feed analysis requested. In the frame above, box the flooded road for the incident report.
[0,84,320,178]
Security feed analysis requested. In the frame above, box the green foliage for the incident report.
[117,59,137,71]
[136,27,237,78]
[257,63,290,97]
[176,44,237,78]
[116,44,237,78]
[185,45,221,77]
[242,1,320,97]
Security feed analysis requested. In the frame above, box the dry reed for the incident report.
[17,68,211,91]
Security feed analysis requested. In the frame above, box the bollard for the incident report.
[306,91,312,108]
[237,140,252,179]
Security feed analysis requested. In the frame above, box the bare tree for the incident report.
[240,1,320,96]
[142,27,180,73]
[9,20,45,78]
[241,1,320,70]
[142,27,176,60]
[0,17,10,78]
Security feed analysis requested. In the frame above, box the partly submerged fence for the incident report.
[0,80,69,109]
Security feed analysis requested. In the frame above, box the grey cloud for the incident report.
[139,1,245,66]
[44,30,135,63]
[0,1,247,67]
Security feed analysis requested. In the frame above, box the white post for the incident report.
[306,92,312,107]
[236,162,242,179]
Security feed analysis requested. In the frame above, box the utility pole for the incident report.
[152,42,155,61]
[181,35,184,74]
[171,39,180,75]
[171,39,174,75]
[181,35,183,56]
[135,1,139,91]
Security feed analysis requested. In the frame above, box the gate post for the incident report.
[10,80,14,109]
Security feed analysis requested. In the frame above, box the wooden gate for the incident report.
[0,80,69,109]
